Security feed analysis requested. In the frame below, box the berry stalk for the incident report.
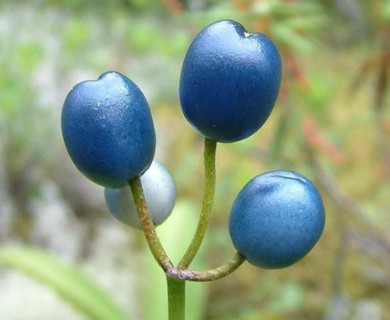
[128,177,173,271]
[178,138,217,269]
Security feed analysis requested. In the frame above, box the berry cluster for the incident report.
[61,20,325,272]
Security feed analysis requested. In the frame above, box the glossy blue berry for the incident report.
[179,20,282,142]
[61,71,156,188]
[229,171,325,269]
[104,161,176,229]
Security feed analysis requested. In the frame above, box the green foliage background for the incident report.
[0,0,389,319]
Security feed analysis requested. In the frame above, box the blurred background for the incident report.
[0,0,389,319]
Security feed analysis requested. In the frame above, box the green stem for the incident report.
[185,252,245,282]
[166,276,186,320]
[178,138,217,269]
[129,177,173,271]
[169,252,246,282]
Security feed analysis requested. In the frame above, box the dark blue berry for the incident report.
[229,170,325,269]
[180,20,282,142]
[61,71,156,188]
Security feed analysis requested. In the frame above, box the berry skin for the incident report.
[104,161,176,229]
[179,19,282,143]
[229,171,325,269]
[61,71,156,188]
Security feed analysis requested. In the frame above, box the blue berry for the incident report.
[61,71,156,188]
[229,171,325,269]
[179,20,282,142]
[104,161,176,229]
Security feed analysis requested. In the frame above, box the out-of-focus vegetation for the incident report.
[0,0,389,319]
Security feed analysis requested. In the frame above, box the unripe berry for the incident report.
[104,162,176,229]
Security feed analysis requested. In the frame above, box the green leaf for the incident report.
[0,246,129,320]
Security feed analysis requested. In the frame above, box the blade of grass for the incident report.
[0,246,128,320]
